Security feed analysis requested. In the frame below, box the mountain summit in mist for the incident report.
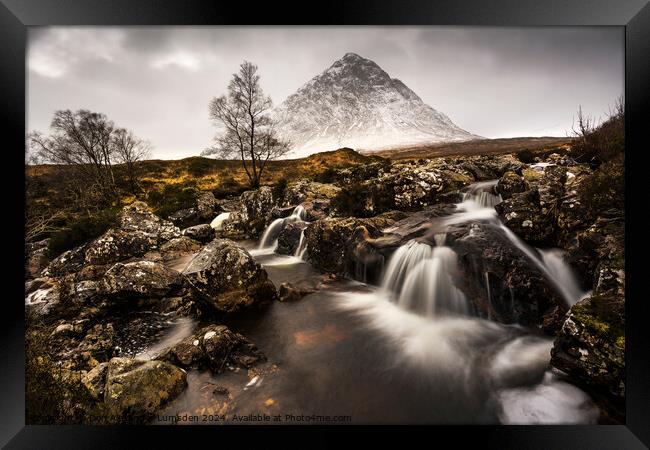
[274,53,480,158]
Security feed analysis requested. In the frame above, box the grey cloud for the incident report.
[27,26,623,159]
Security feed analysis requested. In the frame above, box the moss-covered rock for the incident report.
[100,260,183,299]
[550,293,625,408]
[496,171,527,200]
[103,357,187,422]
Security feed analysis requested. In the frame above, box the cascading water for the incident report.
[380,178,585,320]
[381,238,469,318]
[210,212,231,230]
[258,204,309,251]
[294,229,308,259]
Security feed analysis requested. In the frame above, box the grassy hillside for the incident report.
[367,136,573,160]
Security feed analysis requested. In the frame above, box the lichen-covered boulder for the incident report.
[160,324,264,371]
[157,236,202,259]
[550,293,625,408]
[496,171,527,200]
[84,229,157,266]
[100,261,183,299]
[103,357,187,422]
[495,190,554,245]
[119,201,181,241]
[41,243,89,278]
[240,186,275,238]
[182,239,276,313]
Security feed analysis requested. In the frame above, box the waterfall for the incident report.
[210,212,231,230]
[294,229,308,259]
[381,240,435,294]
[395,246,469,317]
[258,204,309,251]
[381,239,468,318]
[258,218,286,250]
[378,179,585,322]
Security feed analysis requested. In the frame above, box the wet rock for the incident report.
[25,278,61,317]
[496,171,527,200]
[181,224,215,243]
[276,221,307,255]
[103,357,187,422]
[51,323,75,337]
[447,221,564,326]
[81,361,109,400]
[100,261,183,300]
[557,165,593,239]
[278,282,317,302]
[495,190,554,245]
[158,236,202,259]
[214,211,248,240]
[182,239,276,313]
[160,324,265,372]
[550,292,625,410]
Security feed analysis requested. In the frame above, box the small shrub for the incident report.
[272,177,289,203]
[47,208,119,258]
[213,175,246,198]
[331,183,372,217]
[186,158,214,177]
[147,182,199,218]
[314,167,338,183]
[578,154,624,219]
[572,100,624,166]
[516,150,536,164]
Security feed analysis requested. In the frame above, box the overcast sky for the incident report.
[27,26,623,160]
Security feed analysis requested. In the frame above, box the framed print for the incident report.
[2,0,649,448]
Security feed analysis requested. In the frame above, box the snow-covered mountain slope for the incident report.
[273,53,481,158]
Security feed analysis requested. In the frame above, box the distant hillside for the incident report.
[367,137,574,160]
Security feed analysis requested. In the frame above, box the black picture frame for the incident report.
[2,0,648,448]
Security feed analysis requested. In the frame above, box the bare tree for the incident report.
[203,61,291,188]
[113,128,151,194]
[29,110,119,207]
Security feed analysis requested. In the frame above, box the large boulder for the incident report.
[550,292,625,413]
[182,239,276,313]
[240,186,275,238]
[83,202,181,266]
[119,201,181,242]
[159,324,264,371]
[100,261,183,299]
[101,357,187,422]
[446,221,565,326]
[84,229,157,266]
[41,243,89,278]
[494,190,554,245]
[375,163,473,210]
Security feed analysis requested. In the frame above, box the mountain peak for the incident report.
[274,54,479,158]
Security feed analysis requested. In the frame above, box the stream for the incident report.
[148,179,600,425]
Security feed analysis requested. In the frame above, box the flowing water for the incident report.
[148,181,598,424]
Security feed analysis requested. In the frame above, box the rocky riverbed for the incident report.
[25,150,625,424]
